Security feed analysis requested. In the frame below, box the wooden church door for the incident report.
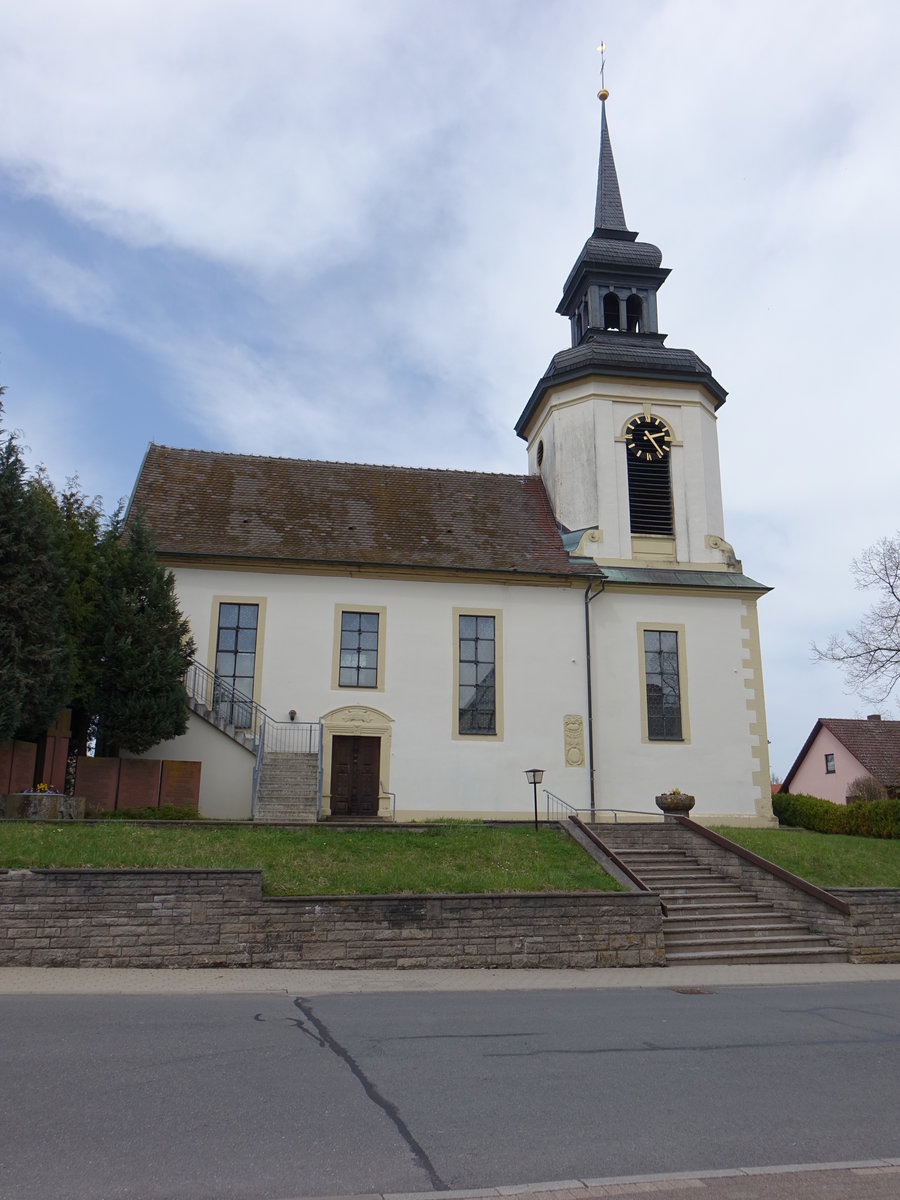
[330,735,380,817]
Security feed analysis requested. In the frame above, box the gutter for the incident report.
[584,575,606,822]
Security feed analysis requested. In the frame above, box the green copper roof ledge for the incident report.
[588,564,770,592]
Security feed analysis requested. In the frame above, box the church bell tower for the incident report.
[516,87,737,572]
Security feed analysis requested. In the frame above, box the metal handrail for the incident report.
[380,781,397,822]
[544,790,660,825]
[184,659,267,745]
[251,714,266,818]
[261,719,321,755]
[544,790,588,821]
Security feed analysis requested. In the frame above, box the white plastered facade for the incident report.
[528,377,729,568]
[154,560,773,825]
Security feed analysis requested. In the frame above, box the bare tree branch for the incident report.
[812,534,900,702]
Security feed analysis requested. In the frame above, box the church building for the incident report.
[128,92,775,827]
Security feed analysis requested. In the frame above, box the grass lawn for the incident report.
[0,822,623,896]
[713,826,900,889]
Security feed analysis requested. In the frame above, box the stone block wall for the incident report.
[830,889,900,963]
[0,869,665,969]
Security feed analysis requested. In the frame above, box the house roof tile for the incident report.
[782,716,900,791]
[820,717,900,787]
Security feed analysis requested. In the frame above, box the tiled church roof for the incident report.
[129,444,589,578]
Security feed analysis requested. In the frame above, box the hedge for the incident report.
[773,792,900,838]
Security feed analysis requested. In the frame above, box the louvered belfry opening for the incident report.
[627,451,674,536]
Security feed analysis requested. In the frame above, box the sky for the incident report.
[1,0,899,779]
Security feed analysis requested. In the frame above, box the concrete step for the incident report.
[664,917,799,934]
[655,889,753,903]
[663,900,778,915]
[666,946,849,966]
[665,932,838,951]
[624,874,723,887]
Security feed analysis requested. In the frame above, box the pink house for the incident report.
[781,715,900,803]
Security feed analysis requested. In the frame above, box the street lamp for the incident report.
[524,768,544,831]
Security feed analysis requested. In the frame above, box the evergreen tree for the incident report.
[0,403,70,741]
[51,479,104,756]
[91,511,195,756]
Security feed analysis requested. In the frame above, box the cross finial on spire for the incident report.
[597,41,609,101]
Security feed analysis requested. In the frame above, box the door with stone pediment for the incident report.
[330,735,380,817]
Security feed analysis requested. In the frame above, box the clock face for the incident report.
[624,415,672,461]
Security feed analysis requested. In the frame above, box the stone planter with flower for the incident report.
[655,788,695,818]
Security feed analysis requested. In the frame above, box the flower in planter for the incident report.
[655,789,695,815]
[33,783,59,794]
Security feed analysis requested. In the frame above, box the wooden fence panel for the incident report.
[117,760,163,810]
[74,757,120,812]
[159,761,201,810]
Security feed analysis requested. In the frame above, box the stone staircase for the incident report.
[253,752,319,823]
[186,693,256,751]
[596,824,848,966]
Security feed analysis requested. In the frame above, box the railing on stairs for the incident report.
[184,660,266,746]
[250,714,323,818]
[544,790,657,824]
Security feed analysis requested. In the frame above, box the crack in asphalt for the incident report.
[483,1031,900,1058]
[291,997,448,1192]
[254,1008,326,1048]
[782,1005,900,1035]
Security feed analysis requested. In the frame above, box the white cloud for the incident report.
[3,0,900,771]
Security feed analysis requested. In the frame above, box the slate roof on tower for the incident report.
[516,95,727,438]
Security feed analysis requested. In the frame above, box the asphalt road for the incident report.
[1,981,898,1200]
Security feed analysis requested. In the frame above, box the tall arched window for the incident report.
[602,292,620,330]
[624,415,674,536]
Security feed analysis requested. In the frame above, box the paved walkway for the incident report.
[2,961,900,994]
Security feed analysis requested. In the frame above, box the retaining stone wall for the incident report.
[0,869,665,969]
[830,889,900,963]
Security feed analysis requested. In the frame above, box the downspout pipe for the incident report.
[584,575,606,823]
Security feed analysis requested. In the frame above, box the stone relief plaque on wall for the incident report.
[563,715,585,768]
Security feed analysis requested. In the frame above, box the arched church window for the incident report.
[536,440,545,467]
[602,292,620,330]
[624,415,674,537]
[626,294,642,333]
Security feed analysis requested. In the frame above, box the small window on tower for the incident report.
[536,440,544,467]
[603,292,620,330]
